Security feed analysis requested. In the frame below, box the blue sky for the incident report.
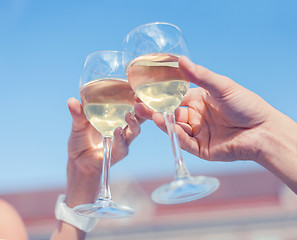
[0,0,296,194]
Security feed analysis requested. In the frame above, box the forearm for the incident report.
[256,110,297,193]
[50,191,90,240]
[50,221,86,240]
[50,161,100,240]
[65,162,100,207]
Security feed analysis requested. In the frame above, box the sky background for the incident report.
[0,0,296,194]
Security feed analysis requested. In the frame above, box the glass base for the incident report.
[151,176,220,204]
[73,199,135,219]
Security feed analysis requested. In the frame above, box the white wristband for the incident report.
[55,194,99,233]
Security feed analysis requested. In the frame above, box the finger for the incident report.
[152,112,193,139]
[175,124,200,157]
[175,107,189,123]
[152,112,167,133]
[179,56,237,98]
[134,102,154,120]
[112,127,128,164]
[175,108,193,136]
[181,87,208,106]
[123,112,141,145]
[67,97,89,132]
[176,122,193,137]
[152,110,193,136]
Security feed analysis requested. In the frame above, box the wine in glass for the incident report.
[123,22,220,204]
[73,51,135,218]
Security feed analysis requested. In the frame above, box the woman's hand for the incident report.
[66,97,140,207]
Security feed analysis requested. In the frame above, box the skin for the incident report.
[135,56,297,194]
[0,98,141,240]
[0,199,28,240]
[2,58,296,238]
[50,97,141,240]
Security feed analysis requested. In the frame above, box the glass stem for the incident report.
[164,112,190,180]
[97,136,113,201]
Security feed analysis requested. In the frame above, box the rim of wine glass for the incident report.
[80,50,130,88]
[123,22,185,54]
[84,50,128,67]
[85,50,125,58]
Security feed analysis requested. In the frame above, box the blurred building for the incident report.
[1,170,297,240]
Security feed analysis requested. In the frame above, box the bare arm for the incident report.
[135,56,297,194]
[51,98,140,240]
[0,199,28,240]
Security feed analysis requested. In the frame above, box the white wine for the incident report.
[80,78,135,137]
[135,81,189,114]
[83,103,134,138]
[126,53,189,113]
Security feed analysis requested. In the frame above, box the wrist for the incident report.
[66,159,100,208]
[55,194,99,233]
[256,111,297,192]
[256,111,297,164]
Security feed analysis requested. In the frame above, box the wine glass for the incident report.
[123,22,220,204]
[73,51,135,218]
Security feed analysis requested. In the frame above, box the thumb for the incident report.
[179,56,236,97]
[67,97,89,132]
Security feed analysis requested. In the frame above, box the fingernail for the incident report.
[67,97,76,103]
[129,112,136,121]
[114,127,123,137]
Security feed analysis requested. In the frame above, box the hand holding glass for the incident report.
[73,51,135,218]
[123,22,220,204]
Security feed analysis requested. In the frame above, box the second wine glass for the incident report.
[123,22,220,204]
[73,51,135,218]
